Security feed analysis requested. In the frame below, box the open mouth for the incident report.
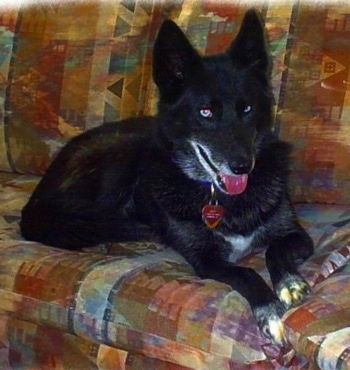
[193,142,251,195]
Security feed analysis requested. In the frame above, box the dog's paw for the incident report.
[276,273,311,309]
[253,301,288,346]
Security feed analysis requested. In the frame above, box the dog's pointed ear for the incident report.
[228,9,270,73]
[153,20,202,102]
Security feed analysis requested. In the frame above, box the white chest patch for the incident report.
[218,232,255,263]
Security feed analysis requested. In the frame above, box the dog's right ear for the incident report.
[153,20,202,103]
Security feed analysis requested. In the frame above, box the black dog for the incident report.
[21,9,314,345]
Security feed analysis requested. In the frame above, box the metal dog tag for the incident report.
[202,184,224,229]
[202,203,224,228]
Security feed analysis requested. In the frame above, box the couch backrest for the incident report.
[1,1,349,204]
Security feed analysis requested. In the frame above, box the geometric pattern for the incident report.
[278,4,350,204]
[1,2,350,203]
[0,174,349,368]
[0,3,350,368]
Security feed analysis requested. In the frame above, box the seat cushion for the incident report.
[0,174,349,368]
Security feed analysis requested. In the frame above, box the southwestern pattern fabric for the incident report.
[0,175,349,369]
[0,1,349,203]
[0,1,350,369]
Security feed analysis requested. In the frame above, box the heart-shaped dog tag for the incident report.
[202,204,224,229]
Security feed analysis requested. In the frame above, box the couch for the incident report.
[0,1,349,369]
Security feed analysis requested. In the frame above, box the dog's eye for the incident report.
[199,108,213,118]
[244,105,252,114]
[236,99,252,116]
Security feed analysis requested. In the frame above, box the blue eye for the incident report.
[244,105,252,113]
[200,108,213,118]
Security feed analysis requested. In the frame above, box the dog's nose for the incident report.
[231,160,254,175]
[232,164,250,175]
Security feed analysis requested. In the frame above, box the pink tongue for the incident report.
[220,174,248,195]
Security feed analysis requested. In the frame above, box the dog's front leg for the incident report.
[194,259,289,346]
[266,227,314,310]
[166,222,288,346]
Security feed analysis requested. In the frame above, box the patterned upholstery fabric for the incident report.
[0,1,350,369]
[1,1,350,203]
[0,175,349,369]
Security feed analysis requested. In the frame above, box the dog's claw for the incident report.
[276,273,311,309]
[253,301,289,346]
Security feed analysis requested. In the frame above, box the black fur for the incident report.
[20,10,314,345]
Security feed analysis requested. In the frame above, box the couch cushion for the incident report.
[2,2,350,204]
[0,2,159,174]
[277,3,350,204]
[0,174,349,368]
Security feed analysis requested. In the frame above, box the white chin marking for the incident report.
[190,141,223,183]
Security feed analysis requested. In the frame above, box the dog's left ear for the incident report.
[228,9,270,73]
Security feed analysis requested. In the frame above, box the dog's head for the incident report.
[153,9,274,195]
